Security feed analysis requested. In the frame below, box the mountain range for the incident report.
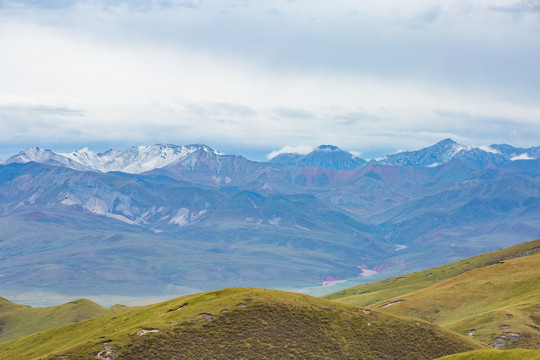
[0,139,539,303]
[2,138,538,173]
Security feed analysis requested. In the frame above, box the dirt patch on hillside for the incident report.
[379,300,403,308]
[490,332,520,349]
[136,329,159,336]
[199,313,214,322]
[96,344,117,360]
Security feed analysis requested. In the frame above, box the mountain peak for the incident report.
[2,144,226,174]
[2,147,59,165]
[436,138,457,146]
[315,145,341,152]
[268,145,365,170]
[184,144,223,155]
[379,139,511,168]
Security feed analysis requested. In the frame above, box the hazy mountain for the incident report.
[378,138,513,169]
[0,139,539,301]
[1,144,223,174]
[3,139,537,175]
[270,145,367,170]
[488,143,540,160]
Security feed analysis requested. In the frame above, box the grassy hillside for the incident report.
[324,238,540,306]
[436,349,540,359]
[0,287,484,360]
[0,297,130,344]
[325,239,540,350]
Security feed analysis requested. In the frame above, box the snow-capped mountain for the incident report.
[1,138,540,298]
[270,145,366,170]
[0,147,97,172]
[486,144,540,161]
[1,144,223,174]
[2,139,538,175]
[377,138,533,168]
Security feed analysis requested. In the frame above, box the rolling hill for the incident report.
[0,298,130,344]
[325,239,540,350]
[436,349,540,360]
[0,288,484,360]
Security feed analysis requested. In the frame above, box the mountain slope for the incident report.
[1,144,223,174]
[0,288,484,360]
[325,239,540,349]
[0,298,130,344]
[324,239,540,306]
[270,144,366,170]
[378,138,534,169]
[489,144,540,161]
[1,140,539,303]
[436,349,540,359]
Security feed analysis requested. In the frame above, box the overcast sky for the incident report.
[0,0,539,160]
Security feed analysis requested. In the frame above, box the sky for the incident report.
[0,0,539,161]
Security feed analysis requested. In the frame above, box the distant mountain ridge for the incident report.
[270,144,367,170]
[0,138,539,302]
[2,139,537,174]
[0,144,223,174]
[377,138,537,168]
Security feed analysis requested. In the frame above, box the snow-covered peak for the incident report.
[4,147,57,164]
[3,144,225,174]
[377,138,534,168]
[1,147,96,171]
[379,139,472,167]
[2,147,50,163]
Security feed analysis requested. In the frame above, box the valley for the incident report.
[1,139,539,302]
[0,240,538,359]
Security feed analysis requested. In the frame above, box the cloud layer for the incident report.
[0,0,539,159]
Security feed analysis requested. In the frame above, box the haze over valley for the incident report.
[1,139,538,305]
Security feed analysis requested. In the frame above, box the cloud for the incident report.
[349,150,363,158]
[511,153,534,160]
[478,145,501,154]
[271,107,314,119]
[0,0,202,11]
[0,0,538,160]
[409,7,442,30]
[490,1,540,14]
[267,145,314,160]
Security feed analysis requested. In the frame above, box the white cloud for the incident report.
[511,153,535,161]
[349,150,363,158]
[267,145,314,160]
[478,145,501,154]
[0,0,538,158]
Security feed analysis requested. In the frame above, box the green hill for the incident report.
[325,239,540,350]
[0,287,484,360]
[436,349,540,359]
[0,297,130,344]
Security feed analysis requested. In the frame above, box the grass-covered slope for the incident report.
[0,297,130,344]
[0,288,484,360]
[436,349,540,359]
[325,239,540,350]
[324,238,540,306]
